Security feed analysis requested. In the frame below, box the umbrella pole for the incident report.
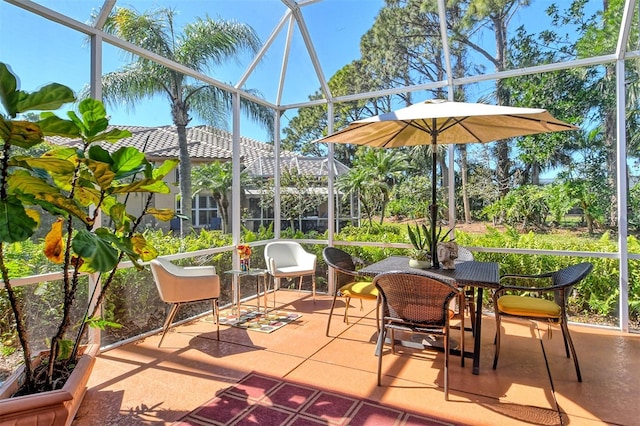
[430,126,439,269]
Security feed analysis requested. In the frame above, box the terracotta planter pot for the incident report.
[0,344,99,426]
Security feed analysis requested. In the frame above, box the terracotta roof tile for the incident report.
[46,125,347,177]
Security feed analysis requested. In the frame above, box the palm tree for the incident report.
[192,161,248,234]
[357,148,408,224]
[337,147,408,226]
[97,7,272,234]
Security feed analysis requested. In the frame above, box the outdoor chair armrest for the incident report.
[331,264,359,276]
[298,250,317,265]
[494,283,564,296]
[179,265,217,277]
[500,272,553,281]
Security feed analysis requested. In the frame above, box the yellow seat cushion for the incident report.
[497,295,561,318]
[338,281,378,299]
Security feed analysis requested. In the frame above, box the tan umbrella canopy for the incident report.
[318,99,578,268]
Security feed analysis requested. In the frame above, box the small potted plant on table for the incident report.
[407,221,453,269]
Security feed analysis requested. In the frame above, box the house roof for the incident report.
[244,156,350,177]
[47,125,294,163]
[46,125,348,177]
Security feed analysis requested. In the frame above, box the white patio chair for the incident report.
[150,257,220,347]
[264,241,317,301]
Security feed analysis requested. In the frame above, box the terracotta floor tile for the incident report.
[72,290,639,426]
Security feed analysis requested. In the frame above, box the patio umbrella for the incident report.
[317,99,578,268]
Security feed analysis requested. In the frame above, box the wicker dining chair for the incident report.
[492,262,594,382]
[374,271,462,400]
[322,247,378,336]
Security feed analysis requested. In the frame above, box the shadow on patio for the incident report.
[72,290,639,426]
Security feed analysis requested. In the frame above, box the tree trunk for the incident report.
[172,101,193,235]
[218,195,229,234]
[460,145,472,223]
[493,13,511,198]
[531,162,540,186]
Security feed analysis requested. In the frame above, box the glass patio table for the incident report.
[358,255,500,375]
[223,268,272,316]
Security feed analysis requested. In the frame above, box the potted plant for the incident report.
[407,221,453,269]
[0,62,177,423]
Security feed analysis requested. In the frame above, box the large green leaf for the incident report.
[0,63,74,117]
[0,198,37,242]
[0,118,44,148]
[87,145,112,165]
[0,63,18,115]
[110,147,147,176]
[41,146,78,161]
[111,179,155,194]
[72,229,119,272]
[147,208,176,221]
[72,185,103,208]
[86,159,116,190]
[77,98,108,137]
[66,110,88,135]
[36,193,93,225]
[105,203,128,231]
[139,180,172,194]
[15,156,76,175]
[39,115,81,138]
[17,83,75,113]
[153,159,179,180]
[130,234,157,261]
[7,171,61,197]
[112,179,171,194]
[86,128,131,144]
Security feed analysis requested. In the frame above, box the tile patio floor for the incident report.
[72,290,640,425]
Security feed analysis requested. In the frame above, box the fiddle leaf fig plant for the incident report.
[0,62,178,395]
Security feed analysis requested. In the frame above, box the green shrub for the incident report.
[2,225,637,350]
[456,227,634,323]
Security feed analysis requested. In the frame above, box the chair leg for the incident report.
[560,319,571,358]
[298,275,303,291]
[212,299,219,340]
[444,325,450,401]
[270,274,277,309]
[312,274,316,301]
[375,295,380,332]
[326,293,339,336]
[467,290,476,336]
[458,292,465,319]
[376,326,387,386]
[158,303,181,347]
[344,296,351,324]
[459,302,465,367]
[390,328,396,354]
[560,320,582,382]
[492,311,502,370]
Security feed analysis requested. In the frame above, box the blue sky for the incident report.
[1,0,601,146]
[1,0,384,141]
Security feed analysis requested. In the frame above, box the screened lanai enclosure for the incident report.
[1,0,639,354]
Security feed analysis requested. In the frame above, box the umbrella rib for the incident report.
[380,121,416,148]
[507,114,577,130]
[443,117,482,143]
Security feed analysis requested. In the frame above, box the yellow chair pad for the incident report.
[339,281,378,299]
[498,295,561,318]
